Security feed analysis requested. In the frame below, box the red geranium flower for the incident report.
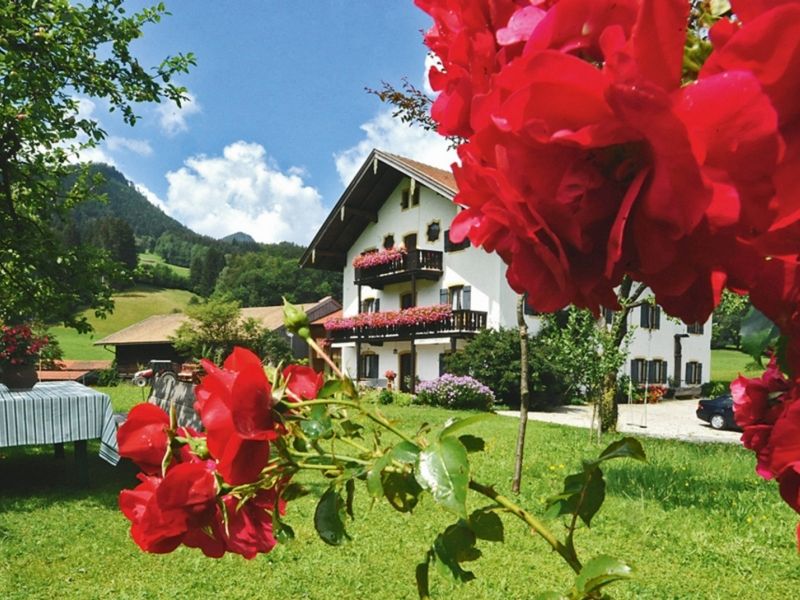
[283,364,324,401]
[117,403,170,475]
[194,347,282,485]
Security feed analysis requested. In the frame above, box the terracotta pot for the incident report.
[0,363,38,390]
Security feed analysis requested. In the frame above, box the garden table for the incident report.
[0,381,120,483]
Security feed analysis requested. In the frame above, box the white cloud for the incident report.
[333,109,457,186]
[156,92,201,136]
[134,182,171,214]
[106,136,153,156]
[163,141,326,244]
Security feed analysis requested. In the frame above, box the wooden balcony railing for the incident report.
[354,249,443,288]
[327,309,487,343]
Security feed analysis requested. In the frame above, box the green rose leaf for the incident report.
[741,307,780,365]
[439,414,491,440]
[573,555,633,596]
[432,522,480,583]
[545,465,605,527]
[300,404,333,440]
[597,437,646,463]
[314,487,350,546]
[383,471,423,513]
[468,509,504,543]
[416,437,470,519]
[366,453,392,498]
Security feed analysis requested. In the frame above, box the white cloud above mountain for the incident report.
[156,91,201,136]
[161,141,326,244]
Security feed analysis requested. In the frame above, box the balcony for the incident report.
[326,307,487,343]
[354,249,443,288]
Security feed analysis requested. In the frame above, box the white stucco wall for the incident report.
[336,175,711,386]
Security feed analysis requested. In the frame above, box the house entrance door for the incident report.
[399,352,413,392]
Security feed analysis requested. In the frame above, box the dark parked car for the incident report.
[696,394,741,431]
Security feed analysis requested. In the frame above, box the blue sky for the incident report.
[81,1,455,244]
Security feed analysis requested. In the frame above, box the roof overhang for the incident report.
[300,149,457,272]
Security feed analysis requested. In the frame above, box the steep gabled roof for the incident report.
[300,149,457,272]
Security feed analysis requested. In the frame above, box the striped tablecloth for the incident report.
[0,381,120,465]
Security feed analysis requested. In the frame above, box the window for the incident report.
[630,358,647,384]
[360,354,378,379]
[426,221,441,242]
[382,234,395,249]
[523,293,541,316]
[648,359,668,384]
[444,229,470,252]
[640,304,661,329]
[361,298,379,313]
[400,184,420,209]
[685,361,703,385]
[687,322,704,334]
[438,352,451,377]
[400,292,414,309]
[440,285,471,310]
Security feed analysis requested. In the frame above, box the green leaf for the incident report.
[318,379,344,398]
[440,414,491,440]
[416,437,470,519]
[366,453,392,498]
[339,419,365,438]
[301,404,333,440]
[468,509,504,542]
[389,440,421,464]
[281,482,309,502]
[313,488,350,546]
[741,308,780,364]
[432,522,480,583]
[383,471,423,513]
[545,465,606,527]
[458,434,485,453]
[573,555,633,596]
[597,437,646,463]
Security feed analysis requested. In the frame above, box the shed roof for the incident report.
[94,297,340,346]
[299,149,457,272]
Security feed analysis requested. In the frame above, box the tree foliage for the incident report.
[712,290,750,349]
[0,0,194,331]
[171,298,292,366]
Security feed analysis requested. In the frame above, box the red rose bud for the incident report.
[117,403,170,475]
[283,364,324,400]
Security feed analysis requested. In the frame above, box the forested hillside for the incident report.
[61,163,341,304]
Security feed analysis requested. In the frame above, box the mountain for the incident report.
[69,163,193,239]
[221,231,257,244]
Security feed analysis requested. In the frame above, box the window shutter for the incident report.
[440,288,448,305]
[462,286,471,310]
[647,360,657,384]
[697,363,702,384]
[654,306,661,330]
[685,362,691,385]
[631,360,640,384]
[640,306,649,328]
[375,298,380,313]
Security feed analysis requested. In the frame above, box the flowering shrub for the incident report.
[0,324,48,366]
[324,304,452,331]
[416,0,800,544]
[352,247,406,269]
[630,384,667,405]
[384,369,397,381]
[118,302,647,598]
[415,374,495,411]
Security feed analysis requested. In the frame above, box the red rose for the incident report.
[741,424,774,479]
[221,488,282,559]
[766,399,800,479]
[194,347,282,485]
[731,357,791,429]
[117,403,170,475]
[283,364,324,401]
[779,462,800,514]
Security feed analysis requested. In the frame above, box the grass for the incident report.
[137,252,191,278]
[711,348,763,383]
[50,285,196,360]
[1,395,798,599]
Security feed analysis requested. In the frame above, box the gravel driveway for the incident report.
[497,399,742,444]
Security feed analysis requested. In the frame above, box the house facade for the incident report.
[302,149,710,393]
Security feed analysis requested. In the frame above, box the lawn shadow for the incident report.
[604,459,760,512]
[0,444,138,513]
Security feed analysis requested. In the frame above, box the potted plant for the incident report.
[0,324,48,390]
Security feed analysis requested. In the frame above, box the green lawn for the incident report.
[0,399,798,599]
[50,285,195,360]
[711,348,763,383]
[138,252,191,278]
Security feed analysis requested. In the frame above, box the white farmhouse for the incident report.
[301,149,710,393]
